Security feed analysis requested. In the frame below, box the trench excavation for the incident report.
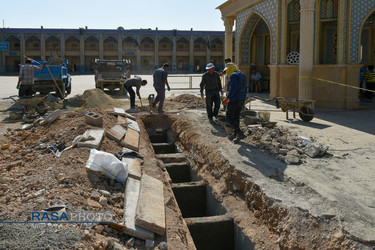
[143,115,254,250]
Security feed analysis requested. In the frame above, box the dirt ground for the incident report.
[1,90,375,249]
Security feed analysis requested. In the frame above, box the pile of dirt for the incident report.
[81,89,125,110]
[0,108,141,249]
[169,94,206,109]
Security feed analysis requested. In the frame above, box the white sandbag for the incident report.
[86,149,128,184]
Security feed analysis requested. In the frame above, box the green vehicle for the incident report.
[94,59,131,94]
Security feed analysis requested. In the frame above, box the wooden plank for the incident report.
[135,174,165,235]
[123,128,140,151]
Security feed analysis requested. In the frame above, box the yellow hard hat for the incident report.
[223,63,239,77]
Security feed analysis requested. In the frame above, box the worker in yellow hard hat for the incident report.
[222,63,247,143]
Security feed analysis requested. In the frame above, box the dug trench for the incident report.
[140,113,368,249]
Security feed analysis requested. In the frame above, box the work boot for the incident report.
[227,133,236,141]
[233,132,246,143]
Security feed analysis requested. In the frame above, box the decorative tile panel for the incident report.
[350,0,375,62]
[236,0,278,65]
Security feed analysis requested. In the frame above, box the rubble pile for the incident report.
[244,125,329,165]
[170,94,206,109]
[0,107,148,248]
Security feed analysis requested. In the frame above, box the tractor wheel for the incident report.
[66,80,72,94]
[299,107,314,122]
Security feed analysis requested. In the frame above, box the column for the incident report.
[189,34,194,72]
[154,35,158,68]
[336,0,345,64]
[41,32,45,59]
[118,34,122,60]
[280,0,288,64]
[21,33,25,64]
[99,33,103,60]
[172,35,176,71]
[298,0,316,100]
[206,37,210,63]
[80,35,84,72]
[136,35,141,72]
[61,33,65,60]
[224,16,235,60]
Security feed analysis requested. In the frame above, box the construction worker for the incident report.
[17,59,46,97]
[152,63,170,113]
[200,63,223,122]
[124,76,147,109]
[222,63,247,143]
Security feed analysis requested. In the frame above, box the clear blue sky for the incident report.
[0,0,226,31]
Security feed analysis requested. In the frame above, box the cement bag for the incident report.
[86,149,128,184]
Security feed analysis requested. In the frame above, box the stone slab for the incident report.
[122,157,142,180]
[117,116,127,126]
[135,174,165,235]
[156,153,186,163]
[123,128,140,151]
[106,125,126,143]
[123,177,154,240]
[114,108,136,120]
[126,118,140,132]
[77,129,105,149]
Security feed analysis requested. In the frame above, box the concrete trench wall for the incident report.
[141,114,255,250]
[140,114,360,249]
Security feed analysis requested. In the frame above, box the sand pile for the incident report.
[81,89,124,109]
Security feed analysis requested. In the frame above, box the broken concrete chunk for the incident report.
[77,129,105,149]
[285,149,301,164]
[135,174,165,235]
[40,109,62,126]
[106,125,126,143]
[304,143,329,158]
[304,143,321,158]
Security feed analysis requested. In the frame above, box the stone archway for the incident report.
[350,1,375,63]
[360,9,375,65]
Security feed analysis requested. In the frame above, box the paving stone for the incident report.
[113,108,126,116]
[135,174,165,236]
[126,118,140,132]
[77,129,105,149]
[122,157,142,180]
[106,125,126,143]
[117,116,127,125]
[123,128,140,151]
[113,108,136,120]
[123,177,154,240]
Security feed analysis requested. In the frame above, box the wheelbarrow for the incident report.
[8,95,49,122]
[273,97,315,122]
